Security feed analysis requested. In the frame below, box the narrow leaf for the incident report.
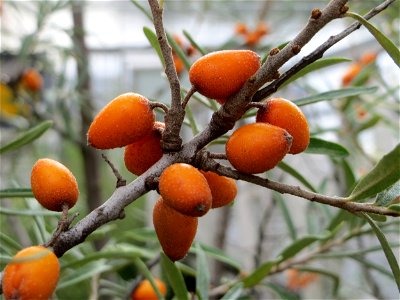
[280,57,351,89]
[346,12,400,67]
[0,188,33,198]
[160,253,189,300]
[0,232,22,252]
[0,120,53,154]
[263,282,301,300]
[195,243,210,300]
[133,257,165,300]
[388,204,400,213]
[294,86,378,106]
[362,213,400,290]
[306,137,349,157]
[349,144,400,201]
[194,243,241,270]
[183,30,206,55]
[0,207,59,217]
[167,32,191,70]
[242,260,279,288]
[297,267,340,296]
[275,193,297,241]
[130,0,153,21]
[278,162,317,192]
[375,181,400,206]
[220,283,244,300]
[143,27,165,67]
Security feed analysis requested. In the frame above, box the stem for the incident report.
[182,86,197,109]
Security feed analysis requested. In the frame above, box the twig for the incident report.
[182,86,197,109]
[101,153,126,188]
[208,152,227,160]
[149,102,169,114]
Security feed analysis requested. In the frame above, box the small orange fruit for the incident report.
[255,21,269,36]
[124,122,164,176]
[31,158,79,211]
[173,54,185,75]
[189,50,261,100]
[159,163,212,217]
[153,197,198,261]
[256,98,310,154]
[359,52,377,65]
[20,68,43,92]
[341,63,362,86]
[2,246,60,300]
[131,278,167,300]
[235,22,248,35]
[87,93,155,149]
[200,170,237,208]
[244,31,262,46]
[226,123,292,174]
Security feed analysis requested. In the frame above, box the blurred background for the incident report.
[0,1,399,299]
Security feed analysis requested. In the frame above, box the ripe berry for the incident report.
[359,52,377,65]
[87,93,155,149]
[131,278,167,300]
[200,170,237,208]
[2,246,60,300]
[235,22,248,35]
[153,197,198,261]
[256,98,310,154]
[124,122,164,176]
[31,158,79,211]
[20,68,43,92]
[341,63,362,86]
[226,123,292,174]
[159,163,212,217]
[189,50,260,101]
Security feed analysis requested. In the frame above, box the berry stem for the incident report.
[182,86,197,109]
[149,102,169,114]
[101,153,127,188]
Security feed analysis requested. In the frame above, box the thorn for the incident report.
[311,8,322,19]
[269,48,280,56]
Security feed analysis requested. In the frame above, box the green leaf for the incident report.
[132,257,165,300]
[275,193,297,241]
[361,213,400,290]
[346,12,400,67]
[183,30,206,55]
[340,159,356,195]
[294,86,378,106]
[278,162,317,192]
[348,144,400,201]
[167,32,191,70]
[195,243,210,300]
[315,243,400,259]
[0,207,59,217]
[305,137,349,157]
[355,115,381,133]
[242,260,279,288]
[0,232,22,252]
[194,243,241,270]
[130,0,153,21]
[160,253,189,300]
[263,282,301,300]
[280,57,351,89]
[143,27,165,67]
[388,204,400,213]
[296,267,340,296]
[351,256,394,279]
[0,188,33,198]
[0,120,53,154]
[220,283,244,300]
[375,181,400,206]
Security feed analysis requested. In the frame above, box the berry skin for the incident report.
[256,98,310,154]
[200,170,237,208]
[235,22,248,35]
[159,163,212,217]
[31,158,79,211]
[341,63,362,86]
[153,197,198,261]
[359,52,377,65]
[21,68,43,92]
[2,246,60,300]
[226,123,292,174]
[189,50,261,101]
[87,93,155,149]
[131,278,167,300]
[124,122,164,176]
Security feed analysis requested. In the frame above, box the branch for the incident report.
[148,0,185,151]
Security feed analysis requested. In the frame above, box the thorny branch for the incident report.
[26,0,397,260]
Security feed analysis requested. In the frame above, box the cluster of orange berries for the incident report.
[3,158,79,299]
[235,21,269,47]
[341,51,377,86]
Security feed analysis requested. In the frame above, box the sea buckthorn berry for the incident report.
[200,170,237,208]
[256,98,310,154]
[31,158,79,211]
[359,51,377,65]
[341,63,362,86]
[189,50,261,101]
[159,163,212,217]
[131,278,167,300]
[226,123,292,174]
[2,246,60,300]
[21,68,43,92]
[124,122,164,176]
[87,92,155,149]
[235,22,248,35]
[245,31,262,47]
[153,197,198,261]
[255,21,269,36]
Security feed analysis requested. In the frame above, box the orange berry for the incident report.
[341,63,362,86]
[153,197,198,261]
[189,50,261,100]
[173,54,185,75]
[88,93,155,149]
[255,21,269,36]
[31,158,79,211]
[256,98,310,154]
[235,22,248,35]
[159,163,212,217]
[200,170,237,208]
[131,278,167,300]
[186,44,196,56]
[2,246,60,300]
[226,123,292,174]
[124,122,164,176]
[359,51,377,65]
[244,32,261,46]
[20,68,43,92]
